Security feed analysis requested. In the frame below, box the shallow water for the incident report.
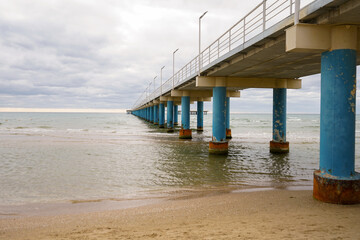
[0,112,359,205]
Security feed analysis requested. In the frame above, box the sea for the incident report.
[0,112,359,212]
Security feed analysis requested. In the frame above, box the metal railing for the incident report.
[132,0,314,110]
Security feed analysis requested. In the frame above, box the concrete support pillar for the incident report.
[167,101,174,133]
[209,87,228,154]
[197,101,204,131]
[146,107,149,122]
[149,106,153,123]
[180,96,192,139]
[174,105,178,126]
[159,103,165,128]
[154,105,159,125]
[314,48,360,204]
[225,97,232,139]
[270,88,289,153]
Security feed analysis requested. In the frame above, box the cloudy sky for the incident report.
[0,0,359,113]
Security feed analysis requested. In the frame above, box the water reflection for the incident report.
[136,115,313,191]
[153,137,235,186]
[262,153,293,188]
[152,131,298,190]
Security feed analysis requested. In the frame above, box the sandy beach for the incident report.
[1,189,360,239]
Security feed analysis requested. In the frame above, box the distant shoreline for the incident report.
[0,108,126,113]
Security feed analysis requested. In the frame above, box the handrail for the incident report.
[132,0,314,110]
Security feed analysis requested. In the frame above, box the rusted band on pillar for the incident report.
[209,141,228,155]
[179,129,192,139]
[270,141,289,153]
[313,170,360,204]
[226,129,232,139]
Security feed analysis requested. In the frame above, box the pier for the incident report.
[129,0,360,204]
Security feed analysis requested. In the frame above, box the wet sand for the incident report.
[1,190,360,239]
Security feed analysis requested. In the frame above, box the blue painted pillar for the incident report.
[270,88,289,153]
[180,96,192,139]
[159,103,165,128]
[156,104,160,125]
[154,105,158,125]
[150,106,154,123]
[320,50,356,177]
[174,105,178,126]
[225,97,232,139]
[167,100,174,132]
[146,107,149,121]
[209,87,228,154]
[149,107,152,122]
[197,101,204,131]
[148,107,151,122]
[314,46,360,204]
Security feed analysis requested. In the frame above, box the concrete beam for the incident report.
[286,24,358,53]
[227,91,241,98]
[159,96,168,102]
[196,76,301,89]
[190,97,212,102]
[196,97,212,102]
[171,90,213,98]
[160,96,181,102]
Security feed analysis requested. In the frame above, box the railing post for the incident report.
[217,39,220,58]
[197,57,199,74]
[209,48,211,64]
[263,0,266,31]
[229,31,231,51]
[295,0,300,25]
[290,0,293,14]
[243,20,246,44]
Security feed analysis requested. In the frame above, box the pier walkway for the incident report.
[129,0,360,204]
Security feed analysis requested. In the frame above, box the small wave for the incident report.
[288,119,301,122]
[66,129,86,132]
[38,126,52,129]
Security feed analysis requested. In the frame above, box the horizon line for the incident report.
[0,108,126,113]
